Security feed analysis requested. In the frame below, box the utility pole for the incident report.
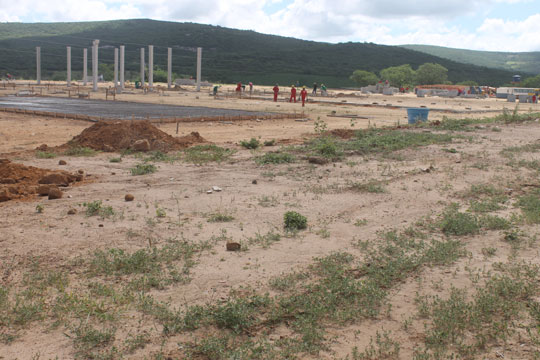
[140,47,145,88]
[148,45,153,88]
[114,48,119,87]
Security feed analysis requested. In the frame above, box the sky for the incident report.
[1,0,539,52]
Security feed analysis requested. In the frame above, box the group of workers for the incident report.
[213,81,327,107]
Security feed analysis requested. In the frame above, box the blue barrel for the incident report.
[407,108,429,124]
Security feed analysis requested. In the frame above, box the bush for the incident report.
[240,138,260,149]
[130,163,157,176]
[284,211,307,231]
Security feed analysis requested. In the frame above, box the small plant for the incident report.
[184,145,235,164]
[255,152,295,165]
[439,204,479,236]
[263,139,276,146]
[83,200,115,218]
[35,151,56,159]
[314,117,328,134]
[284,211,307,231]
[354,218,368,227]
[239,138,260,149]
[65,146,97,157]
[156,208,166,218]
[349,181,386,193]
[130,163,157,176]
[207,213,234,223]
[109,157,122,163]
[35,204,44,213]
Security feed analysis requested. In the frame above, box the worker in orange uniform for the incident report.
[273,84,279,102]
[289,85,297,103]
[300,86,307,107]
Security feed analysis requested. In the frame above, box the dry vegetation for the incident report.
[1,85,540,359]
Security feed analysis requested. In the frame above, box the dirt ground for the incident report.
[1,83,540,359]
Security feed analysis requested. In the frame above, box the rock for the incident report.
[48,187,63,200]
[39,173,70,186]
[226,242,241,251]
[125,194,134,202]
[207,190,213,194]
[0,178,16,184]
[58,160,67,165]
[36,144,49,151]
[252,179,257,185]
[74,174,84,182]
[98,224,104,228]
[133,139,151,152]
[37,185,51,196]
[67,208,77,215]
[77,169,84,175]
[103,144,115,152]
[212,186,222,192]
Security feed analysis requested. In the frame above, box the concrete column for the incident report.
[167,47,172,89]
[196,47,202,92]
[83,48,88,86]
[66,46,71,87]
[92,39,99,92]
[36,47,41,85]
[148,45,153,88]
[140,47,145,88]
[114,48,119,87]
[120,45,125,89]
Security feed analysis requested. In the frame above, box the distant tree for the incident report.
[380,64,415,87]
[522,74,540,88]
[415,63,448,85]
[350,70,379,87]
[457,80,478,86]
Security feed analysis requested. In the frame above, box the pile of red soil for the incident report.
[0,159,82,202]
[66,121,206,152]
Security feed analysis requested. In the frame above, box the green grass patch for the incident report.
[35,150,57,159]
[64,146,98,157]
[240,138,260,149]
[516,190,540,224]
[284,211,307,231]
[83,200,115,218]
[256,152,296,164]
[108,157,122,163]
[130,163,157,176]
[207,212,234,223]
[184,144,235,164]
[349,181,386,193]
[440,204,480,236]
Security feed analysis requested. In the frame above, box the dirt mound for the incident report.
[67,121,206,152]
[0,159,81,202]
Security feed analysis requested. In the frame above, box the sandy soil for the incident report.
[1,83,539,359]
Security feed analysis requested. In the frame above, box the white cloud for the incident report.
[0,0,539,51]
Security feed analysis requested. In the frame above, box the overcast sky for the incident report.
[1,0,539,52]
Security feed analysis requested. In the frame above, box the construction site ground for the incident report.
[1,82,540,359]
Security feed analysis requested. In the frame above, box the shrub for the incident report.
[284,211,307,231]
[130,164,157,176]
[240,138,260,149]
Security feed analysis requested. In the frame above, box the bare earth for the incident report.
[1,83,540,359]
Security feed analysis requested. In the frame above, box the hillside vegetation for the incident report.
[402,44,540,75]
[0,19,516,86]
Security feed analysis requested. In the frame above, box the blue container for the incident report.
[407,108,429,124]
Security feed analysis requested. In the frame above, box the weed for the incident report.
[350,330,400,359]
[83,200,115,218]
[65,146,97,157]
[207,212,234,223]
[109,157,122,163]
[245,231,281,249]
[349,181,386,193]
[257,195,279,207]
[284,211,307,231]
[130,163,157,176]
[184,144,235,164]
[256,152,296,164]
[354,218,368,227]
[264,139,276,146]
[35,204,44,213]
[479,215,511,230]
[481,247,497,257]
[309,136,343,159]
[439,204,480,236]
[35,150,56,159]
[517,190,540,224]
[155,208,166,218]
[240,138,260,149]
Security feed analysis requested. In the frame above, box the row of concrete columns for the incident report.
[36,41,203,92]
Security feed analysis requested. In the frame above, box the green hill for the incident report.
[401,44,540,75]
[0,19,517,87]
